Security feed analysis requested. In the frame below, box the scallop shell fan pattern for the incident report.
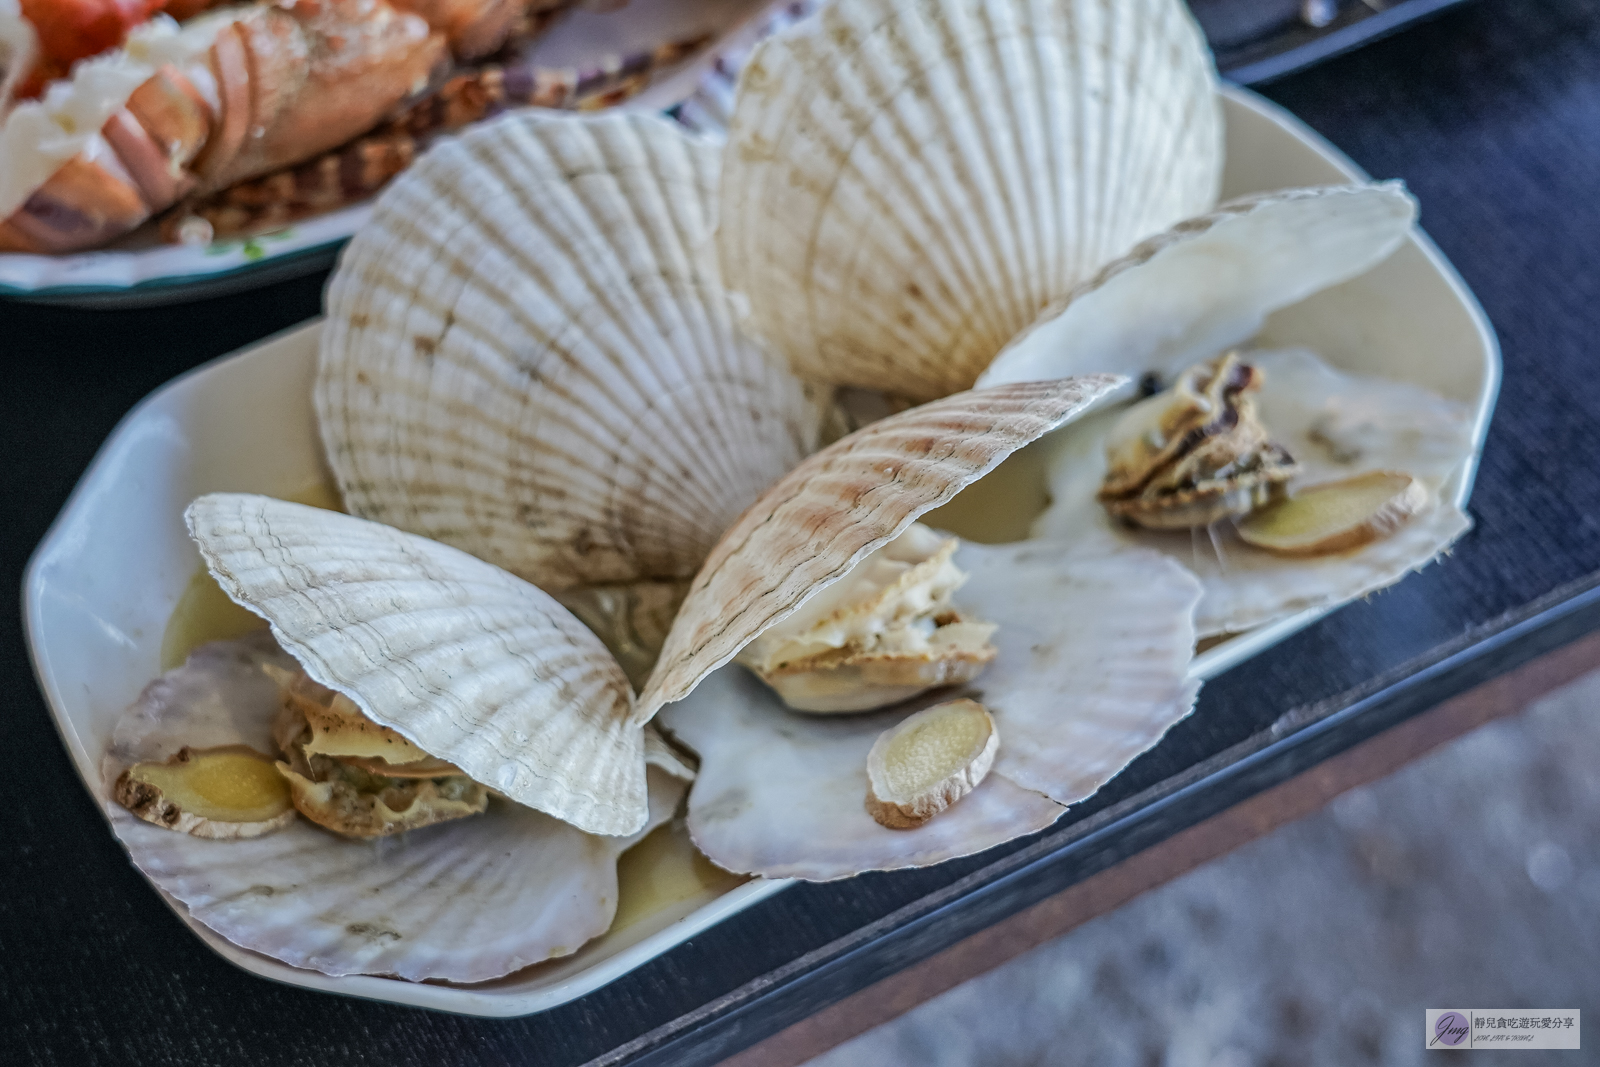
[718,0,1223,401]
[185,494,647,837]
[320,112,823,594]
[638,375,1123,721]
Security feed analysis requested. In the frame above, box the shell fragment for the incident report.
[865,699,998,829]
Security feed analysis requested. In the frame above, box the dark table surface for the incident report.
[7,0,1600,1063]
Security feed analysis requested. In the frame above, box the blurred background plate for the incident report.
[0,0,786,308]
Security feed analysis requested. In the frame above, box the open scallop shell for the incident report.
[659,542,1201,880]
[1035,348,1475,636]
[185,493,648,837]
[319,111,825,595]
[637,375,1125,722]
[101,635,688,982]
[977,183,1419,389]
[717,0,1222,401]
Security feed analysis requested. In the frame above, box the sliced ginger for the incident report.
[866,699,998,829]
[1237,470,1427,557]
[114,745,296,839]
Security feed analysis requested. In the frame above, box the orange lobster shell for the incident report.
[0,0,445,252]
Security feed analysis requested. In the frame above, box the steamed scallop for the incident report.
[186,493,652,837]
[733,523,998,714]
[648,385,1203,881]
[976,184,1478,636]
[1097,352,1297,529]
[101,634,692,982]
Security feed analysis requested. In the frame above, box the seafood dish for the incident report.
[0,0,761,258]
[46,0,1495,995]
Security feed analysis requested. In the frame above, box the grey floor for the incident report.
[804,669,1600,1066]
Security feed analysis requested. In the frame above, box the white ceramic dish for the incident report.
[23,85,1498,1017]
[0,0,785,306]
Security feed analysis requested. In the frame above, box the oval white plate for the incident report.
[22,86,1498,1016]
[0,0,786,307]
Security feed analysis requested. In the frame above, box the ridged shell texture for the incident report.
[319,111,822,593]
[185,494,648,837]
[103,636,684,982]
[718,0,1222,400]
[638,375,1122,721]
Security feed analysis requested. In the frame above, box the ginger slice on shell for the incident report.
[1236,470,1427,557]
[114,745,296,839]
[866,698,998,829]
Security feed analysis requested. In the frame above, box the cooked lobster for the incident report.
[2,0,565,102]
[0,0,447,253]
[164,30,708,241]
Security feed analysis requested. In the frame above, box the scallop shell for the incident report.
[717,0,1222,401]
[977,183,1419,389]
[319,110,824,594]
[637,375,1124,722]
[1035,348,1476,636]
[184,493,648,837]
[659,542,1201,880]
[102,635,687,982]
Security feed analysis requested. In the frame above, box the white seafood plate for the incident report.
[23,86,1497,1016]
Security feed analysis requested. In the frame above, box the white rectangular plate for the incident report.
[22,85,1498,1017]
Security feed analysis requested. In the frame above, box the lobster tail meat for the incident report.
[195,0,443,189]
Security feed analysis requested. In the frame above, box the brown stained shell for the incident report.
[185,493,649,836]
[114,745,298,839]
[1098,354,1297,529]
[635,376,1123,722]
[318,111,824,598]
[718,0,1221,401]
